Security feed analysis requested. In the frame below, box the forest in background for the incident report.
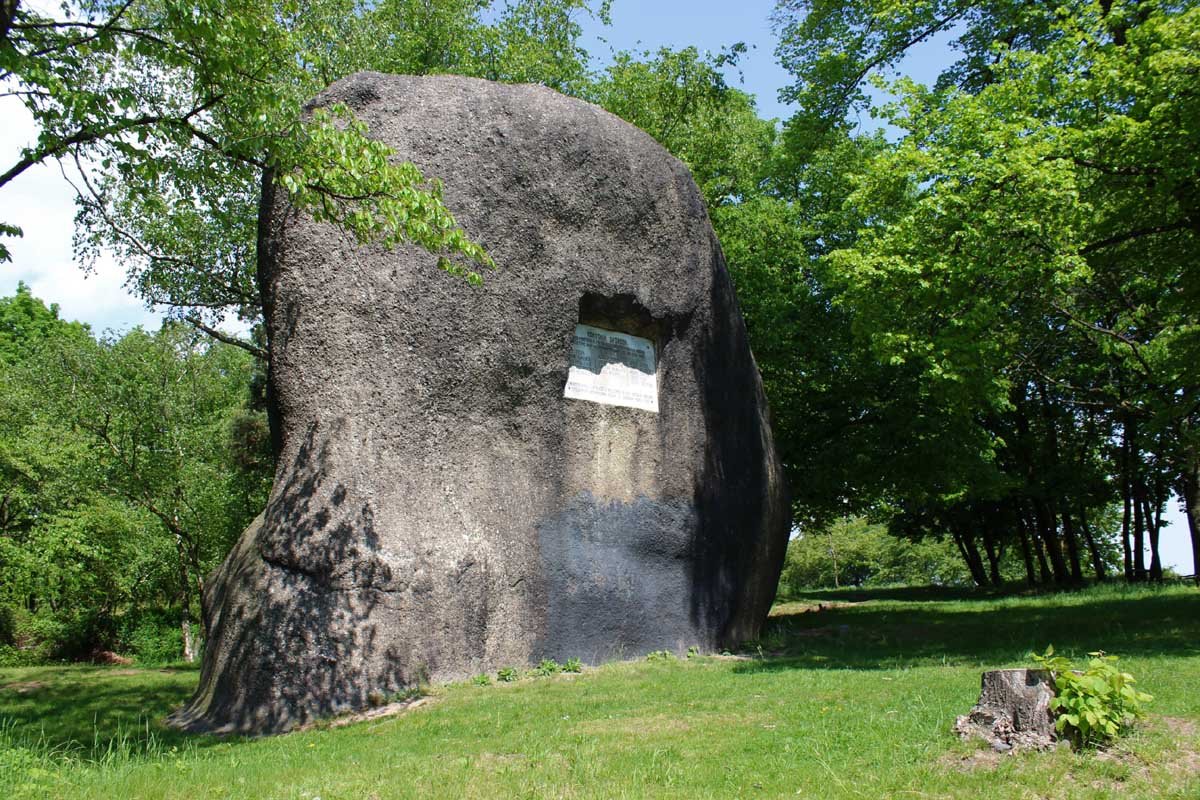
[0,0,1197,664]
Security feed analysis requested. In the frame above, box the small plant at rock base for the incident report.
[534,659,563,677]
[1031,645,1153,748]
[687,646,701,659]
[563,657,583,673]
[496,666,518,683]
[645,650,675,662]
[471,673,491,687]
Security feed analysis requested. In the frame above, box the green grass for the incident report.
[2,583,1198,799]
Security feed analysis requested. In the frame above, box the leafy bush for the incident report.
[1031,646,1153,747]
[780,517,976,593]
[563,657,583,673]
[119,610,183,665]
[471,673,491,686]
[534,659,563,677]
[0,608,115,663]
[496,667,518,683]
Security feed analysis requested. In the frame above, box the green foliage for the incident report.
[3,0,609,323]
[470,673,491,687]
[587,44,775,208]
[495,666,518,683]
[1032,646,1153,747]
[563,657,583,673]
[533,659,563,677]
[0,287,271,664]
[118,611,183,667]
[644,650,675,662]
[780,517,975,593]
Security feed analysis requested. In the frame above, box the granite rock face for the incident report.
[172,72,790,734]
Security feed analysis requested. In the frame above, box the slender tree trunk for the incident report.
[1120,418,1134,581]
[1142,494,1163,582]
[981,523,1002,586]
[1026,508,1052,584]
[1016,513,1037,586]
[1033,499,1068,585]
[1121,464,1133,582]
[828,536,840,589]
[1077,507,1107,581]
[1181,464,1200,586]
[175,533,196,663]
[1132,476,1147,582]
[953,529,989,587]
[1060,506,1084,584]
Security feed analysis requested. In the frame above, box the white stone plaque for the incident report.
[563,324,658,412]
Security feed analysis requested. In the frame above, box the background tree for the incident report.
[0,287,269,663]
[768,0,1198,584]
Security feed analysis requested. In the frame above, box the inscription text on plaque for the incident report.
[563,324,658,412]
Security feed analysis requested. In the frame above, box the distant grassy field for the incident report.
[2,583,1197,799]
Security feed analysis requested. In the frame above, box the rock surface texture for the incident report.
[171,72,790,734]
[954,669,1058,751]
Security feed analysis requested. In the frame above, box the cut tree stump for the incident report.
[954,668,1057,751]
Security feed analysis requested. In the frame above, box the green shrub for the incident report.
[496,666,518,683]
[119,610,182,665]
[1031,646,1153,748]
[1,608,114,663]
[534,659,562,677]
[563,657,583,673]
[471,673,492,686]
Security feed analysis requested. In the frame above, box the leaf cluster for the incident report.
[1031,645,1153,747]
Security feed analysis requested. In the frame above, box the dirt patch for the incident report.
[770,601,857,617]
[1159,716,1198,738]
[938,747,1008,772]
[0,680,46,694]
[1153,718,1200,779]
[90,650,133,666]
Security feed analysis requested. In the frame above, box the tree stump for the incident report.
[954,669,1057,751]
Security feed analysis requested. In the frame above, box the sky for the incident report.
[0,0,1192,572]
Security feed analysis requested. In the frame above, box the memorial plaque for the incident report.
[564,324,658,412]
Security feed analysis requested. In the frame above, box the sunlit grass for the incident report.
[2,583,1197,799]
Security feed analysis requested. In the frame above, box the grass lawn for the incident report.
[2,582,1197,799]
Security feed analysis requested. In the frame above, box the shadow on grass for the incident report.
[740,584,1200,674]
[0,665,236,757]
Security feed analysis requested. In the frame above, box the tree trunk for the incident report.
[1181,463,1200,586]
[1017,513,1037,586]
[954,669,1057,751]
[1121,429,1133,582]
[1077,507,1107,581]
[953,529,989,587]
[982,523,1002,586]
[1132,475,1147,581]
[1060,507,1084,584]
[1142,494,1163,582]
[175,533,197,663]
[1033,499,1068,585]
[1026,508,1052,584]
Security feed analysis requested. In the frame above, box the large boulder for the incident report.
[172,72,790,734]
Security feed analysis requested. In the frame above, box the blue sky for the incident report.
[0,0,1192,571]
[579,0,795,121]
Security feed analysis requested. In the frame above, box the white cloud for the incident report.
[1,99,161,334]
